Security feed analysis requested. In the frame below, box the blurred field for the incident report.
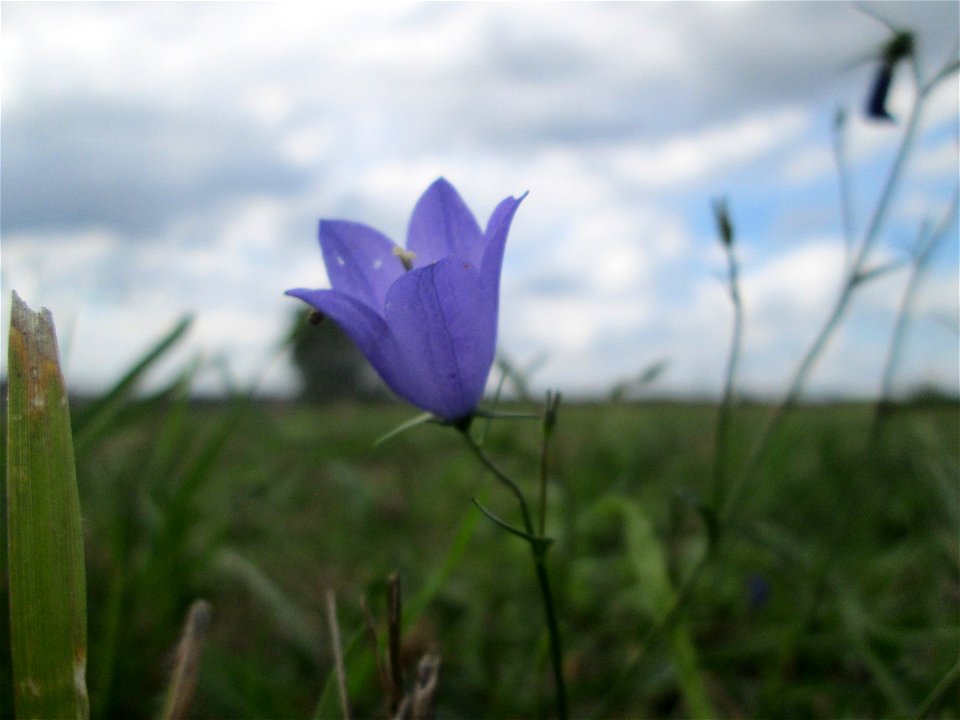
[4,390,955,719]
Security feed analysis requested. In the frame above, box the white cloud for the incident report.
[910,137,960,178]
[607,109,808,188]
[781,145,836,185]
[741,237,846,351]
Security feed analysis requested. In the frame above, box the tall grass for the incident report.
[9,395,955,717]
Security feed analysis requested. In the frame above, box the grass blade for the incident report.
[604,497,715,720]
[72,315,192,452]
[5,292,89,720]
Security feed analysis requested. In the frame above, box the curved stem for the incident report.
[461,429,535,535]
[459,428,567,719]
[472,498,550,547]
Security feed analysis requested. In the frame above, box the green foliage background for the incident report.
[5,359,956,718]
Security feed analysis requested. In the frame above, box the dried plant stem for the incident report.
[360,595,392,713]
[408,654,442,720]
[387,573,405,715]
[324,590,350,720]
[160,600,212,720]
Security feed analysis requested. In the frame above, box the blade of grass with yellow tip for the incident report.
[5,292,89,720]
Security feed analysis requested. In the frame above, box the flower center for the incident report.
[392,246,417,272]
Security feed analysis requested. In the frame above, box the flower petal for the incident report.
[383,257,496,419]
[319,220,403,311]
[284,287,424,404]
[481,192,526,309]
[406,178,484,268]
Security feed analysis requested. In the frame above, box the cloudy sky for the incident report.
[2,1,958,401]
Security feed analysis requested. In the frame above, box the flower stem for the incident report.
[532,547,567,720]
[710,201,743,538]
[462,430,534,535]
[460,428,568,719]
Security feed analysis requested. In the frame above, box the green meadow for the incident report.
[5,367,955,718]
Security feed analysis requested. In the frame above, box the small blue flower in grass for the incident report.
[286,178,526,421]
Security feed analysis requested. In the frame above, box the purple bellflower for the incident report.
[286,178,525,421]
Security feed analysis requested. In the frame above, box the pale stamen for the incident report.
[392,246,417,272]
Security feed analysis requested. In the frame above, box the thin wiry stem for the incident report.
[532,552,567,720]
[460,424,567,720]
[721,57,944,527]
[871,184,959,443]
[710,200,744,535]
[538,431,550,540]
[462,429,535,535]
[831,111,857,270]
[539,391,561,538]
